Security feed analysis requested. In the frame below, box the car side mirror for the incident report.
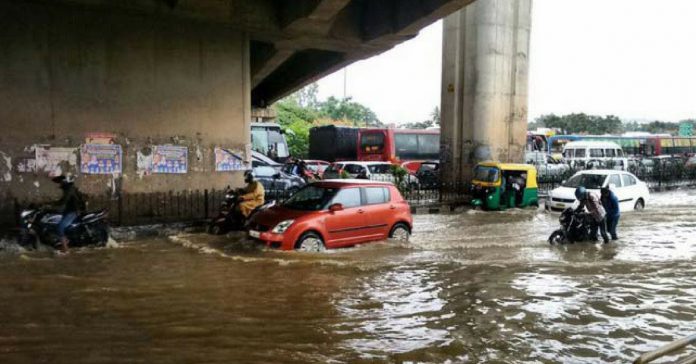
[329,203,344,212]
[561,180,566,184]
[609,183,617,189]
[273,173,281,179]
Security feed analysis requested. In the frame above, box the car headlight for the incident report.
[271,220,295,234]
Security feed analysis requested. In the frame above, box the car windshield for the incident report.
[368,164,392,174]
[473,166,499,183]
[563,174,607,189]
[282,186,337,211]
[419,163,437,172]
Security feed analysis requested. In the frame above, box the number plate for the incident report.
[249,230,261,238]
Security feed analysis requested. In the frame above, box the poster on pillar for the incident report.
[214,147,248,172]
[80,144,122,175]
[35,146,78,177]
[151,145,188,174]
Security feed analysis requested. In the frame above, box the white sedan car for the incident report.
[547,170,650,213]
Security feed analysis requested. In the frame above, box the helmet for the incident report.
[244,170,255,183]
[574,186,586,200]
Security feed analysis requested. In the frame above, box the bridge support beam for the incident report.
[440,0,532,183]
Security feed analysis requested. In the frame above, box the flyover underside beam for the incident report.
[440,0,532,183]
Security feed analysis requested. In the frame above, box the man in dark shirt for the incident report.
[601,187,621,240]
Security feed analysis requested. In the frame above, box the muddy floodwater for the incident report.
[1,191,696,363]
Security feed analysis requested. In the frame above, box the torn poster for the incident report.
[0,152,11,182]
[35,146,78,177]
[80,144,122,174]
[214,147,248,172]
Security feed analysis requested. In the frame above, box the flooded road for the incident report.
[1,191,695,363]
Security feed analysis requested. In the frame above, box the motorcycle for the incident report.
[18,207,110,250]
[548,207,593,244]
[207,187,275,235]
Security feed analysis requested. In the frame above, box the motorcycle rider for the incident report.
[237,170,265,218]
[575,186,610,244]
[51,175,84,251]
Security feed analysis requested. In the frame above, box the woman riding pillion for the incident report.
[574,187,610,244]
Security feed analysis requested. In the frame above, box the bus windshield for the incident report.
[251,125,289,160]
[361,132,385,154]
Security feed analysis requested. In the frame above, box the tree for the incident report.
[273,84,383,157]
[533,113,622,134]
[401,120,434,129]
[318,96,381,127]
[430,106,440,126]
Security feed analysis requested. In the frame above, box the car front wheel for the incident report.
[295,232,326,252]
[634,198,645,211]
[389,223,411,242]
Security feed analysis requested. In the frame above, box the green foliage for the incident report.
[390,165,409,192]
[533,113,694,136]
[318,96,382,127]
[401,106,440,129]
[535,113,622,135]
[273,83,382,157]
[401,120,435,129]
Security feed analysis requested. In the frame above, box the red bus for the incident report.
[358,128,440,170]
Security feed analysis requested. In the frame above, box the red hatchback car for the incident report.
[247,180,413,251]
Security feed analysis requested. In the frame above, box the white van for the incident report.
[562,141,628,170]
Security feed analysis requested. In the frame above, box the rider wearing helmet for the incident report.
[237,170,265,218]
[575,186,609,243]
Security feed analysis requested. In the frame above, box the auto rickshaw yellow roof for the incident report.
[475,161,538,188]
[477,161,537,172]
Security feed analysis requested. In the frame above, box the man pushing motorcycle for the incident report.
[574,187,610,244]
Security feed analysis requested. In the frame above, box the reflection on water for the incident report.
[1,191,695,363]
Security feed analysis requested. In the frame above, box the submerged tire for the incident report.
[389,223,411,242]
[94,224,110,245]
[548,231,565,245]
[634,198,645,211]
[295,232,325,252]
[208,223,223,235]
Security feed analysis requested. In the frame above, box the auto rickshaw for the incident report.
[470,162,539,210]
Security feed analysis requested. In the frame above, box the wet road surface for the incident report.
[1,191,695,363]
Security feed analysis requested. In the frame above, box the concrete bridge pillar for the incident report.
[440,0,532,183]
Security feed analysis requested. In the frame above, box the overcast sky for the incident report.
[316,0,696,124]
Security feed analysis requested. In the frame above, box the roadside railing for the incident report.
[634,334,696,364]
[6,160,696,228]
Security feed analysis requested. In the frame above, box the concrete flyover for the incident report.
[441,0,533,183]
[0,0,474,224]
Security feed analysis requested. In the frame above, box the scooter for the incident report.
[18,207,110,250]
[548,207,593,244]
[207,187,275,235]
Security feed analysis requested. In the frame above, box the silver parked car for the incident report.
[525,151,569,178]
